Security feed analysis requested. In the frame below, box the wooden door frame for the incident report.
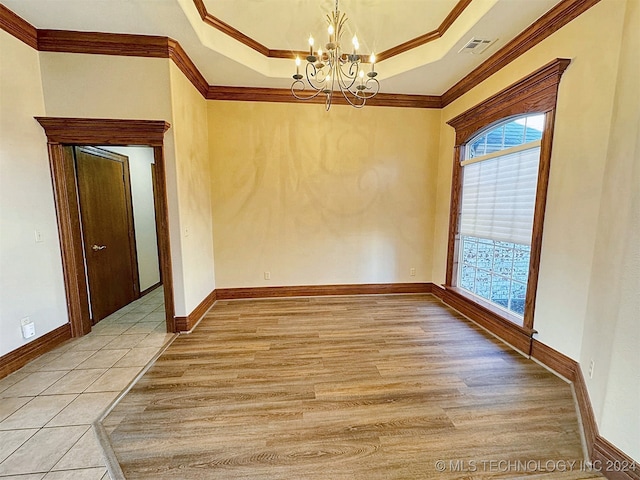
[35,117,176,335]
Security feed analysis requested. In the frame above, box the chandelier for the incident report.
[291,0,379,110]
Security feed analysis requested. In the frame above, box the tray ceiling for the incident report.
[3,0,563,95]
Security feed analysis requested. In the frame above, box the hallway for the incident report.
[0,287,171,479]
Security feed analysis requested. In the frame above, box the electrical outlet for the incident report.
[410,268,416,277]
[21,317,35,339]
[588,359,595,379]
[264,271,271,280]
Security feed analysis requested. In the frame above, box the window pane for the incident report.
[490,275,510,309]
[466,113,545,157]
[458,236,530,318]
[475,269,491,299]
[461,265,476,291]
[513,247,531,282]
[510,282,527,316]
[476,241,494,269]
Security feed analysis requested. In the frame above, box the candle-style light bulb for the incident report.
[359,69,364,85]
[309,35,314,56]
[295,56,300,75]
[370,53,376,72]
[352,35,359,49]
[318,48,323,62]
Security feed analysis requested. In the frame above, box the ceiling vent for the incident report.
[458,37,495,54]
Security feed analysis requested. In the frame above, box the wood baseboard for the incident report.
[215,282,433,300]
[0,323,72,379]
[530,340,638,478]
[530,338,577,380]
[140,282,162,298]
[593,436,640,480]
[174,289,217,331]
[573,365,599,456]
[440,286,534,353]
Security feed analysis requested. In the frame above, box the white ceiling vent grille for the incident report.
[458,37,496,54]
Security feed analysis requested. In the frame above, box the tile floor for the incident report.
[0,287,173,479]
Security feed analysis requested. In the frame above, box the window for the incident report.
[445,59,570,341]
[457,115,544,318]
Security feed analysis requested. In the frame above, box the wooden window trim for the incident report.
[444,58,570,335]
[35,117,176,336]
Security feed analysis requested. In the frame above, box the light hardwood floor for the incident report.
[104,294,602,479]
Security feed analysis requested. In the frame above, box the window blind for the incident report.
[459,145,540,246]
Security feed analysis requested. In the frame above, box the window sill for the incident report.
[441,285,535,354]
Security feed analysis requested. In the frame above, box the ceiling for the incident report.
[3,0,563,95]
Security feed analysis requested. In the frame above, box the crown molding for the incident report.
[37,29,170,57]
[0,3,37,49]
[377,0,472,62]
[192,0,472,62]
[442,0,601,106]
[168,39,209,97]
[207,86,442,108]
[0,1,601,109]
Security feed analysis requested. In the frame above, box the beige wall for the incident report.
[208,101,439,288]
[168,63,216,313]
[37,53,193,315]
[0,32,68,356]
[580,0,639,460]
[434,0,637,461]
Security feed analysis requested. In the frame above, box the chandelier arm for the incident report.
[291,79,326,101]
[340,89,367,108]
[305,62,328,91]
[355,77,380,99]
[335,63,358,92]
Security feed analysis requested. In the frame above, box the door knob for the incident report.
[91,244,107,251]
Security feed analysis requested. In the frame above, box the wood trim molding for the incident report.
[447,58,571,144]
[0,324,72,379]
[174,290,217,332]
[216,283,433,300]
[35,117,171,146]
[192,0,472,62]
[440,286,534,353]
[151,147,176,334]
[35,118,176,338]
[377,0,472,61]
[168,39,209,98]
[0,2,601,109]
[48,145,93,337]
[442,0,600,106]
[530,340,640,478]
[574,365,599,457]
[140,282,162,298]
[0,3,37,49]
[37,29,170,57]
[530,338,576,380]
[192,0,270,57]
[593,437,640,480]
[207,86,442,109]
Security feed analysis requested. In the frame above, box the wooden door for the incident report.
[75,146,139,323]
